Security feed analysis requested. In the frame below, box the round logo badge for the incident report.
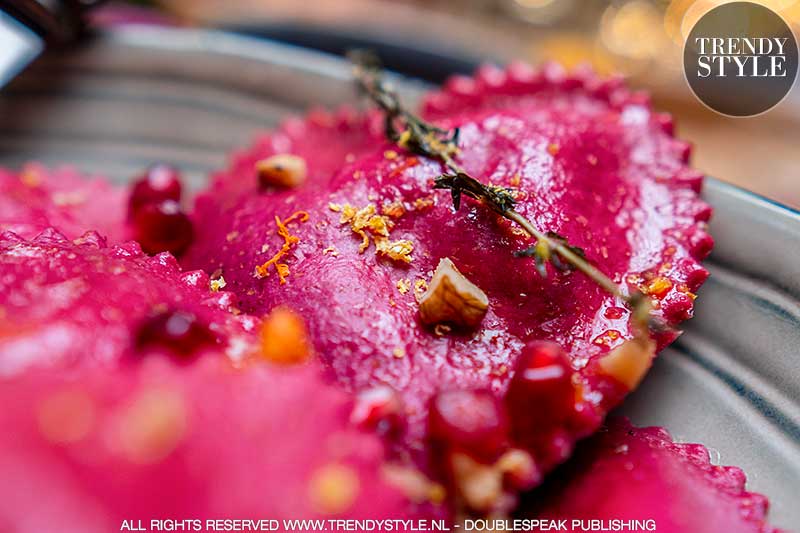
[683,1,798,117]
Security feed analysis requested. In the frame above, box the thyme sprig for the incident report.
[350,52,656,332]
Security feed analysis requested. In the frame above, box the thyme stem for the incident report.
[350,52,654,332]
[505,211,618,296]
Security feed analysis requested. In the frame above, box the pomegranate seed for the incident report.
[132,200,193,256]
[429,389,508,461]
[135,309,216,357]
[128,164,182,219]
[505,341,575,448]
[350,386,403,436]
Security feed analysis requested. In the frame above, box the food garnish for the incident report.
[259,306,312,364]
[131,199,194,257]
[127,165,182,220]
[254,211,309,283]
[350,52,655,334]
[418,257,488,329]
[135,309,217,358]
[332,202,414,263]
[256,154,308,189]
[597,336,656,390]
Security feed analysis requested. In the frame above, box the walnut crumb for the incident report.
[413,279,428,302]
[451,449,538,513]
[433,324,452,337]
[450,453,503,512]
[418,258,488,329]
[375,238,414,264]
[209,276,227,292]
[382,465,446,505]
[396,278,411,294]
[381,200,406,218]
[413,196,435,211]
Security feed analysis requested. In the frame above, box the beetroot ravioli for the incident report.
[0,163,127,243]
[184,63,714,511]
[0,62,778,531]
[526,419,779,533]
[0,229,255,375]
[0,231,421,530]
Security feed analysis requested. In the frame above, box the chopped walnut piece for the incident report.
[209,276,227,292]
[256,154,307,189]
[375,237,414,264]
[598,336,656,390]
[381,200,406,218]
[448,448,538,513]
[433,324,452,337]
[382,465,446,505]
[413,196,435,211]
[450,453,503,512]
[496,448,540,490]
[396,278,410,295]
[414,279,428,302]
[418,258,488,329]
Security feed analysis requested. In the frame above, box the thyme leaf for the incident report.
[350,52,658,334]
[433,173,517,214]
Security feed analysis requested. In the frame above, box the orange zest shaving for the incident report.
[645,276,673,299]
[254,211,309,284]
[330,203,414,263]
[259,306,312,364]
[389,156,420,178]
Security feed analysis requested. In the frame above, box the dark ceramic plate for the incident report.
[1,26,798,529]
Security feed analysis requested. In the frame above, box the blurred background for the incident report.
[91,0,800,207]
[9,0,800,206]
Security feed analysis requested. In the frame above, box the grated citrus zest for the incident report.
[254,210,309,284]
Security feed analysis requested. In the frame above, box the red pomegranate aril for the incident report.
[350,386,404,436]
[127,164,183,219]
[135,309,217,357]
[505,341,575,448]
[429,389,509,462]
[132,200,194,256]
